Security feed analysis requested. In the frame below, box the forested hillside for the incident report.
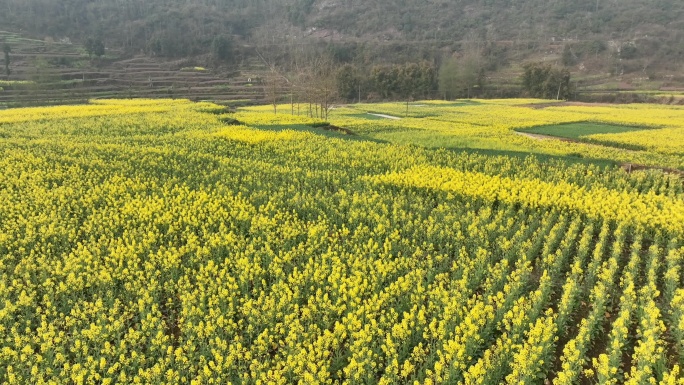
[2,0,683,61]
[1,0,684,104]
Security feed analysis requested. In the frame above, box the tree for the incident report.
[336,64,362,102]
[562,45,577,67]
[369,63,435,102]
[521,63,573,100]
[416,61,437,100]
[400,63,423,114]
[620,42,637,59]
[588,40,606,59]
[287,48,339,119]
[439,55,482,99]
[438,57,459,100]
[85,37,105,58]
[2,42,10,79]
[309,55,337,120]
[262,70,287,115]
[371,65,401,99]
[458,55,482,98]
[211,35,235,63]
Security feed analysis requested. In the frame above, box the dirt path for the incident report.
[515,131,579,142]
[368,113,401,120]
[620,163,684,177]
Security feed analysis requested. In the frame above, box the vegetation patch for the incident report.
[521,122,651,140]
[180,66,208,72]
[196,105,229,114]
[519,122,655,151]
[0,80,35,88]
[311,123,355,135]
[219,115,243,125]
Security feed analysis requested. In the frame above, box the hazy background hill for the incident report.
[3,0,683,59]
[1,0,684,106]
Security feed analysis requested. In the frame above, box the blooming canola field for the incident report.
[1,99,684,384]
[276,100,684,170]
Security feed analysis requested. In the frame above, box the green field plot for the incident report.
[521,122,651,139]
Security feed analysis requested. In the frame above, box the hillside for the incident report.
[1,0,684,105]
[2,0,683,60]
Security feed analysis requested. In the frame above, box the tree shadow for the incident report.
[253,123,391,144]
[442,146,619,168]
[250,120,623,170]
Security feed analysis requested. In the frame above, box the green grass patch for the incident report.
[521,122,650,139]
[520,122,654,151]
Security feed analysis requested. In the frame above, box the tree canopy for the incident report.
[522,63,573,100]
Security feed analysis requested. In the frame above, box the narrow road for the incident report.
[368,113,401,120]
[515,131,577,142]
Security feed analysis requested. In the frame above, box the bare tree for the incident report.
[284,47,338,121]
[312,55,337,121]
[255,47,290,115]
[262,72,280,114]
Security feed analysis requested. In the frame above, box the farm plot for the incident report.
[520,122,650,139]
[0,99,683,384]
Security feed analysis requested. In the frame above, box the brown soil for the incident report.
[620,163,684,177]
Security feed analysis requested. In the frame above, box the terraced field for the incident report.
[0,31,270,108]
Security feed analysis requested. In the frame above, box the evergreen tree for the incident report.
[85,37,105,58]
[211,35,235,63]
[522,63,573,100]
[336,64,362,102]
